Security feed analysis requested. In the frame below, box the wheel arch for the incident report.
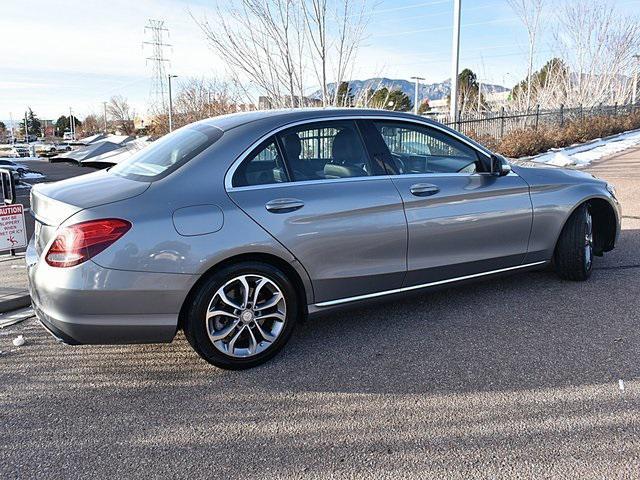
[554,196,618,256]
[177,252,311,332]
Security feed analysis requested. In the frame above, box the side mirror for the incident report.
[491,155,511,176]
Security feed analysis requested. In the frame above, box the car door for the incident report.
[226,119,407,303]
[365,119,533,287]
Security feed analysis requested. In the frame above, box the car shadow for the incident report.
[3,229,639,400]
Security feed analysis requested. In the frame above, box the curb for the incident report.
[0,293,31,314]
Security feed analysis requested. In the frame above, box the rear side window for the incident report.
[111,124,223,181]
[233,138,289,187]
[277,120,372,181]
[374,121,485,174]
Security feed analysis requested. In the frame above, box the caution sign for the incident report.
[0,204,27,251]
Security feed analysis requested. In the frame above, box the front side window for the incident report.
[233,138,289,187]
[374,121,485,174]
[111,123,223,181]
[277,120,372,181]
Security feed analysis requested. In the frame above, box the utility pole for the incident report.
[478,79,482,113]
[410,76,426,115]
[168,74,177,132]
[103,101,108,133]
[9,112,14,145]
[449,0,461,124]
[24,111,29,145]
[208,91,212,117]
[69,107,75,140]
[632,54,640,105]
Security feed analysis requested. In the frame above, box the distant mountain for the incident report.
[310,77,509,104]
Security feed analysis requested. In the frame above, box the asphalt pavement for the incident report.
[1,151,639,479]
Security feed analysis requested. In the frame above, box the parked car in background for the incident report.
[0,158,29,174]
[55,143,72,152]
[27,109,621,370]
[13,145,31,157]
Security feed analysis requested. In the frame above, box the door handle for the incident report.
[265,198,305,213]
[410,183,440,196]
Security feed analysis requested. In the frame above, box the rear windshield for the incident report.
[110,123,223,181]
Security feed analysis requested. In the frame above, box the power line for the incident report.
[373,16,519,38]
[355,0,451,17]
[376,1,501,25]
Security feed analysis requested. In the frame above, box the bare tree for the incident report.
[193,0,306,108]
[106,95,135,135]
[330,0,368,106]
[174,77,241,124]
[148,77,243,136]
[303,0,328,105]
[552,0,640,107]
[80,113,100,136]
[507,0,546,112]
[193,0,370,108]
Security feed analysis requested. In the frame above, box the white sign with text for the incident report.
[0,204,27,251]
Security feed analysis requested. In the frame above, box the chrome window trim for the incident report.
[224,114,495,191]
[314,261,547,307]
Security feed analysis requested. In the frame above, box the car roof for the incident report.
[199,108,440,132]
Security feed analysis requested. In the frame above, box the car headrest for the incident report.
[281,133,302,160]
[331,128,362,165]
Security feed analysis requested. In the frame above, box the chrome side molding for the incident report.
[314,261,547,307]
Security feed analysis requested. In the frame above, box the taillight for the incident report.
[45,218,131,268]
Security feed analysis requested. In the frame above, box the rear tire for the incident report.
[183,261,299,370]
[554,203,594,281]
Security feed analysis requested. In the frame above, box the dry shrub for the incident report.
[466,131,499,151]
[496,127,555,158]
[492,113,640,158]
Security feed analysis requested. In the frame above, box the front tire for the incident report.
[554,203,594,281]
[183,261,299,369]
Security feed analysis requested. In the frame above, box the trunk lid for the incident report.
[31,170,149,254]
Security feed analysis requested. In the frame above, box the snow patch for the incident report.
[531,129,640,167]
[19,172,45,180]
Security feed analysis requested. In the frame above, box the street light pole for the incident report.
[632,54,640,105]
[410,76,426,115]
[449,0,461,124]
[168,74,178,132]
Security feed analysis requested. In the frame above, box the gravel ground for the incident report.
[1,150,639,479]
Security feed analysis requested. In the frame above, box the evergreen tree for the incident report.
[55,115,69,137]
[19,107,42,137]
[335,81,354,107]
[511,57,568,105]
[370,87,412,111]
[447,68,483,112]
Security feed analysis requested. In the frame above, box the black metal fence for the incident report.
[425,103,640,141]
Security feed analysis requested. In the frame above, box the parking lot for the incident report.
[1,151,639,479]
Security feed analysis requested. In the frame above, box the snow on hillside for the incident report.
[310,77,509,104]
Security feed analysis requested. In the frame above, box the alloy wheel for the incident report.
[205,274,286,358]
[584,208,593,270]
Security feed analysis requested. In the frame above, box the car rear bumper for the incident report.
[26,240,197,345]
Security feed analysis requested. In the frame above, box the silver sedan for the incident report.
[26,109,621,369]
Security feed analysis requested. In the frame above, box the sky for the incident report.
[1,0,638,124]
